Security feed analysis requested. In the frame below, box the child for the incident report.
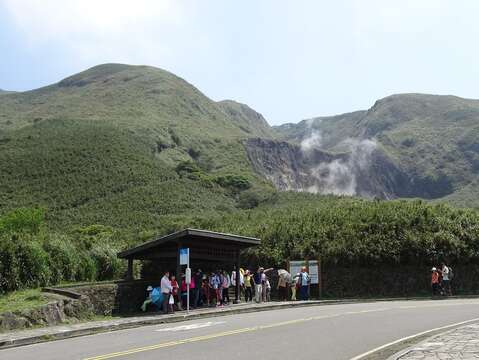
[265,278,271,302]
[170,275,181,310]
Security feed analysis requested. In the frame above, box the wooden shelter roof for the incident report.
[117,228,260,260]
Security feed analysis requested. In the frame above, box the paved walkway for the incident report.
[0,300,325,349]
[394,323,479,359]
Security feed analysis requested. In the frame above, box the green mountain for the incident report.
[3,65,479,294]
[0,64,274,229]
[274,94,479,204]
[1,64,479,237]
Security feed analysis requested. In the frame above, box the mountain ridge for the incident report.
[1,63,479,235]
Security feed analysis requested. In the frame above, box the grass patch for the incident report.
[0,289,50,313]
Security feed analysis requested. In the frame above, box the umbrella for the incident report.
[278,269,291,283]
[151,287,163,305]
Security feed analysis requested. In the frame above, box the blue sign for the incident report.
[179,248,189,265]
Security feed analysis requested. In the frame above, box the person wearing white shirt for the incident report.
[161,271,173,314]
[441,262,452,296]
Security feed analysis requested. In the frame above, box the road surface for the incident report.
[2,299,479,360]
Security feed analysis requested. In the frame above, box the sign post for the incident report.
[180,248,190,314]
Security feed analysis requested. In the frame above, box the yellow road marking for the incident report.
[83,301,479,360]
[83,309,391,360]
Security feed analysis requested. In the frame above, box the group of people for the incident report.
[431,262,453,296]
[141,266,313,313]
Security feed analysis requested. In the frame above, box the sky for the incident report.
[1,0,479,125]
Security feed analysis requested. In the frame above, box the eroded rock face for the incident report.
[244,138,451,199]
[245,138,340,192]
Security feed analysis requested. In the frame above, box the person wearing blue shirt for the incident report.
[299,267,310,300]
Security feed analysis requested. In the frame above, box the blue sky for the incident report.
[1,0,479,125]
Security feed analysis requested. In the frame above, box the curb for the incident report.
[2,296,479,351]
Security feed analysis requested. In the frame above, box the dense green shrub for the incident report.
[0,208,45,235]
[43,237,81,283]
[214,174,251,191]
[0,209,126,292]
[15,238,51,289]
[0,237,21,292]
[90,243,125,281]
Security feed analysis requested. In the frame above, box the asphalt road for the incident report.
[3,299,479,360]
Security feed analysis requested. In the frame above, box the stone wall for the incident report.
[63,280,160,315]
[72,283,119,315]
[0,294,94,332]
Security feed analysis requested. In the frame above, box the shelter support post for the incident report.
[234,249,241,303]
[176,242,181,278]
[126,258,134,280]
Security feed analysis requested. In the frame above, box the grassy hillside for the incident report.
[217,100,274,139]
[0,64,275,229]
[275,94,479,206]
[2,65,479,295]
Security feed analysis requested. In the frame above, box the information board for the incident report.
[289,260,319,285]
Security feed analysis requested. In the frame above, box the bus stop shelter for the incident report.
[117,228,260,303]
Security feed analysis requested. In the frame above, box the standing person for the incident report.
[441,262,452,296]
[202,276,210,307]
[221,270,231,305]
[161,271,173,314]
[291,275,299,301]
[210,271,222,307]
[277,274,288,301]
[188,271,196,308]
[431,267,440,296]
[231,266,244,301]
[244,270,253,302]
[194,269,203,308]
[180,274,188,309]
[265,277,271,302]
[299,267,310,301]
[261,270,267,302]
[253,267,263,303]
[170,275,181,311]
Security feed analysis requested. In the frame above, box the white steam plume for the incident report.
[300,126,377,196]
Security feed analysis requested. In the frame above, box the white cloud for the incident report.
[4,0,182,37]
[3,0,187,63]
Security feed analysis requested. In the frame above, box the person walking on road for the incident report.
[431,267,440,296]
[299,267,310,301]
[161,271,173,314]
[254,267,264,303]
[441,262,452,296]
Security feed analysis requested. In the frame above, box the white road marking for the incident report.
[349,317,479,360]
[155,321,226,332]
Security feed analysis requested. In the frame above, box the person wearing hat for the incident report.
[431,267,440,296]
[253,267,264,303]
[140,285,154,312]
